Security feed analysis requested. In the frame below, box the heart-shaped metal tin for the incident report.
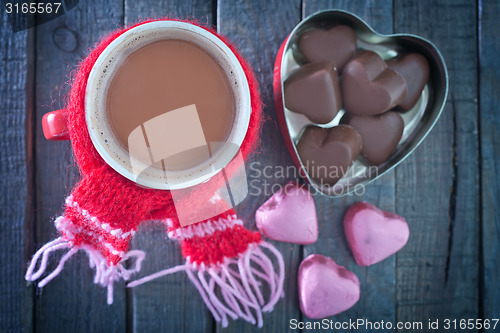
[273,10,448,197]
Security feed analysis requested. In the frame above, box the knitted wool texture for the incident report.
[166,195,262,266]
[26,18,284,327]
[63,18,263,265]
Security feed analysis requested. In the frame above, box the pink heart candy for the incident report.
[255,181,318,244]
[344,202,410,266]
[298,254,360,319]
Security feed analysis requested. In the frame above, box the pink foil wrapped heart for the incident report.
[298,254,360,319]
[255,181,318,244]
[344,202,409,266]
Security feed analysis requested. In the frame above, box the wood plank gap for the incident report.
[25,25,36,333]
[212,0,217,27]
[444,92,458,284]
[393,0,398,316]
[123,3,133,333]
[299,2,304,330]
[476,0,484,324]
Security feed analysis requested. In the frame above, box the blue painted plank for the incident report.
[217,0,302,331]
[0,9,33,333]
[479,0,500,321]
[302,1,397,332]
[33,1,127,332]
[123,1,215,333]
[394,0,479,328]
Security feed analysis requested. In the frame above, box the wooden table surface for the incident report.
[1,0,499,332]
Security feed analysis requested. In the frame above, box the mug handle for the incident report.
[42,109,70,141]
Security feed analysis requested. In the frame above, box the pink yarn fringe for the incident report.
[25,237,145,304]
[128,241,285,327]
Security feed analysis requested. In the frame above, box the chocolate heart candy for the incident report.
[342,51,408,116]
[284,62,342,124]
[297,25,357,71]
[344,202,409,266]
[387,53,430,111]
[255,181,318,244]
[341,111,404,166]
[298,254,360,319]
[297,125,362,186]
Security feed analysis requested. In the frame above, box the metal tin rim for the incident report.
[279,9,449,197]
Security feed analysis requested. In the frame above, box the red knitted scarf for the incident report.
[26,18,284,328]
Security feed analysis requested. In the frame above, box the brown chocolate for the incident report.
[387,53,430,111]
[284,62,342,124]
[297,125,362,186]
[342,51,408,116]
[341,111,404,166]
[297,25,357,71]
[107,39,235,171]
